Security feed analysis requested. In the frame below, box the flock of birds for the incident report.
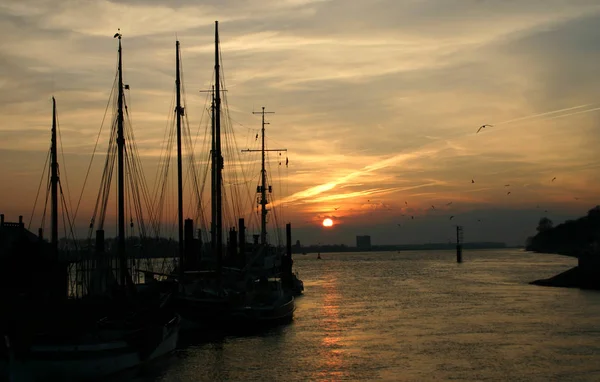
[321,124,572,230]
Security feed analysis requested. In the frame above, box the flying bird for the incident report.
[574,197,580,200]
[334,207,339,211]
[431,205,435,210]
[551,177,556,182]
[411,216,414,220]
[471,179,475,184]
[477,219,481,222]
[507,191,511,195]
[255,133,259,140]
[446,202,453,206]
[504,184,510,187]
[405,201,408,205]
[449,216,454,220]
[286,157,289,167]
[397,224,401,227]
[476,124,493,134]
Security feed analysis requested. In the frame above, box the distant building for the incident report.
[356,235,371,250]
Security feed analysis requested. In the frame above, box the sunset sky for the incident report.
[1,0,599,247]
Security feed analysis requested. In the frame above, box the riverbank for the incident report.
[530,255,600,290]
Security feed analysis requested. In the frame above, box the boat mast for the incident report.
[51,96,58,260]
[115,29,127,288]
[176,40,184,279]
[246,107,285,246]
[255,108,273,245]
[210,85,216,255]
[213,21,223,275]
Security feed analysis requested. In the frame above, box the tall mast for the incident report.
[213,21,223,275]
[210,85,216,256]
[50,96,58,260]
[247,107,284,246]
[115,29,127,288]
[176,40,184,278]
[260,109,267,245]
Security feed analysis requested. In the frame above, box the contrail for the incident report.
[283,103,600,207]
[495,103,594,126]
[539,106,600,122]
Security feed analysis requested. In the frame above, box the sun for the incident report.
[322,218,333,227]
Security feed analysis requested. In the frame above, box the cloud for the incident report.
[1,0,600,245]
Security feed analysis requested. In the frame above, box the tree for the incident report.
[537,217,553,233]
[588,205,600,218]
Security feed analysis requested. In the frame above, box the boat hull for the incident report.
[2,315,180,382]
[177,293,295,334]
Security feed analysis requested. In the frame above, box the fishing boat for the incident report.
[1,31,179,381]
[167,21,296,331]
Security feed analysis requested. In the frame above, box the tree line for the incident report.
[526,206,600,256]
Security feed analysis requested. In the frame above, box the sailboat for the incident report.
[170,21,295,331]
[1,31,179,382]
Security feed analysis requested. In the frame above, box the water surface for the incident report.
[136,249,600,381]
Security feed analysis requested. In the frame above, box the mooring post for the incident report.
[456,225,463,263]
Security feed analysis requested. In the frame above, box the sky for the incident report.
[1,0,599,247]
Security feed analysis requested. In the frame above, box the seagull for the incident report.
[431,205,435,210]
[471,179,475,184]
[334,207,339,211]
[551,177,556,182]
[405,201,408,205]
[476,124,493,134]
[449,216,454,220]
[446,202,453,206]
[507,191,511,195]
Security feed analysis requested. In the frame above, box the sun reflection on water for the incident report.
[315,274,348,381]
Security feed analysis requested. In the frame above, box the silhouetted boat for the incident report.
[170,21,295,331]
[1,33,179,381]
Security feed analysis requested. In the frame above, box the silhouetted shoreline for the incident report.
[294,242,508,254]
[530,257,600,291]
[527,206,600,290]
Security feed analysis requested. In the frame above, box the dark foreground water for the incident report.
[132,249,600,381]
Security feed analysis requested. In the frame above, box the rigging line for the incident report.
[75,73,118,221]
[56,109,75,218]
[58,184,73,248]
[28,148,51,230]
[192,77,212,153]
[95,120,118,233]
[123,98,152,233]
[154,117,176,236]
[150,85,176,217]
[40,173,52,234]
[59,180,79,244]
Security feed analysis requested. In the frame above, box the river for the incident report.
[131,249,600,381]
